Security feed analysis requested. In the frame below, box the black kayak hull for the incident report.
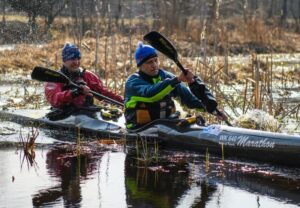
[157,123,300,167]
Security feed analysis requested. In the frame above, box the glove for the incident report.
[71,88,84,98]
[75,80,87,86]
[71,79,87,97]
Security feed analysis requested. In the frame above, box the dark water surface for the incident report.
[1,128,300,208]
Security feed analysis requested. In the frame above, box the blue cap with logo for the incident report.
[62,43,81,62]
[134,41,157,67]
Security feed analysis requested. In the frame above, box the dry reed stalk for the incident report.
[104,36,109,86]
[111,34,117,94]
[223,42,229,84]
[19,127,39,170]
[243,78,249,114]
[243,78,256,114]
[251,54,261,109]
[266,57,273,115]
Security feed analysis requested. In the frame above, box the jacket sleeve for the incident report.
[45,82,74,107]
[174,83,206,111]
[84,71,124,103]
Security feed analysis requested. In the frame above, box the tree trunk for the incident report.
[267,0,274,18]
[28,12,38,37]
[280,0,288,28]
[2,0,6,25]
[242,0,248,23]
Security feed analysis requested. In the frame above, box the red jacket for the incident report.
[45,68,123,108]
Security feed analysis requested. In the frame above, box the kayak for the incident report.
[157,122,300,167]
[1,109,300,167]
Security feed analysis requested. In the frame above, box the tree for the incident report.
[8,0,69,36]
[9,0,42,35]
[280,0,288,27]
[2,0,6,25]
[40,0,70,34]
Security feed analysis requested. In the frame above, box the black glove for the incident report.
[71,79,88,97]
[71,88,84,98]
[189,76,218,113]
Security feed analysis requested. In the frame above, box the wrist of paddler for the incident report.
[212,110,228,121]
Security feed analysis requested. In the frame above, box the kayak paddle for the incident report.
[143,31,232,126]
[31,66,124,107]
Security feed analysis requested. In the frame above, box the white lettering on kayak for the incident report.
[219,135,275,148]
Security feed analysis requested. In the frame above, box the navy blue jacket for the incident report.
[124,69,207,129]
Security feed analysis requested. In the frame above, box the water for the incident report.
[0,44,16,52]
[0,131,299,208]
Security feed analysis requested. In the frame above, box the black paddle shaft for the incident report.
[31,66,124,107]
[143,31,231,126]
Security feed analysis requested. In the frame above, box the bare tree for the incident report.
[280,0,288,27]
[2,0,6,25]
[41,0,70,34]
[8,0,70,36]
[290,0,300,32]
[267,0,275,18]
[9,0,42,35]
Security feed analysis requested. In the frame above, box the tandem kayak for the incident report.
[1,109,300,167]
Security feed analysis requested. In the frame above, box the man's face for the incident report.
[63,58,81,73]
[140,57,159,76]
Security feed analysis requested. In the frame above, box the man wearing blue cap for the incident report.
[124,41,225,129]
[45,43,123,110]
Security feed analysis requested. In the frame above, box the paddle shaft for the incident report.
[69,81,124,107]
[174,59,187,75]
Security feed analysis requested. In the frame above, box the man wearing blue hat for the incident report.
[124,41,225,129]
[45,43,123,110]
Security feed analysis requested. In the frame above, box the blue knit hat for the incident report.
[135,41,157,67]
[62,43,81,62]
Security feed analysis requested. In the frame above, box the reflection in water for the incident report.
[125,153,217,208]
[94,151,126,208]
[31,145,127,207]
[1,145,300,208]
[32,145,101,207]
[176,185,202,208]
[125,150,300,208]
[217,163,300,205]
[176,181,217,208]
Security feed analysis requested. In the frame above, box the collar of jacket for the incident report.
[61,66,85,80]
[138,69,161,84]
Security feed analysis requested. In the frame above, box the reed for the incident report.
[135,136,159,166]
[205,148,210,173]
[19,127,39,170]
